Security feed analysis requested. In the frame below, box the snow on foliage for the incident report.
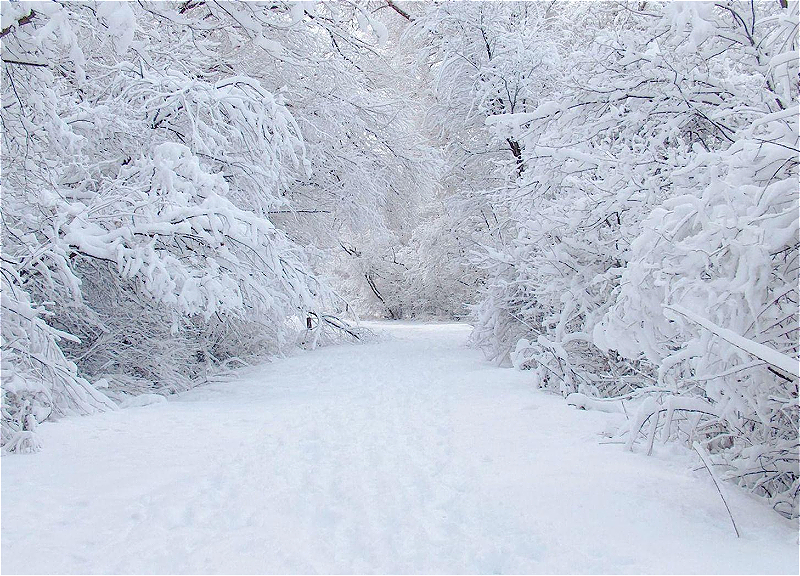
[1,1,399,451]
[421,1,799,517]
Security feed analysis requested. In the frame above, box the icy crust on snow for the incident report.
[2,323,797,575]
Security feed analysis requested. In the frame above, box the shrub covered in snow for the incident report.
[451,1,799,517]
[0,1,403,451]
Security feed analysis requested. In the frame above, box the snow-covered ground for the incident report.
[2,322,797,574]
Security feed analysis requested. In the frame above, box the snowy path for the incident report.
[2,322,797,574]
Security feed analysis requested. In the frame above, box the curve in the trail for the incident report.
[2,322,798,574]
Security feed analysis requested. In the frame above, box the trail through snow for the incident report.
[2,322,798,574]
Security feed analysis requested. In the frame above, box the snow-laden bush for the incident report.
[595,3,799,514]
[1,262,118,453]
[0,2,356,451]
[467,1,798,516]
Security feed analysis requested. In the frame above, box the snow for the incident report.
[2,322,797,574]
[96,2,136,56]
[565,392,624,414]
[370,18,389,47]
[118,393,168,409]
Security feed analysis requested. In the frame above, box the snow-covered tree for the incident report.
[396,1,568,319]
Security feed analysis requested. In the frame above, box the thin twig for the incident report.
[693,441,741,538]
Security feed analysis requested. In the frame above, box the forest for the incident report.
[1,1,798,565]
